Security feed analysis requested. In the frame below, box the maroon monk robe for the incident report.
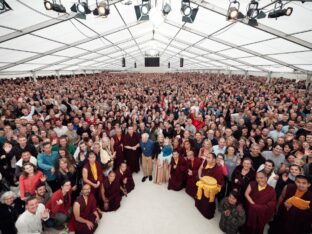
[113,135,125,170]
[115,167,135,195]
[83,161,103,204]
[195,160,224,219]
[73,194,98,234]
[123,132,141,173]
[272,184,312,234]
[102,176,122,211]
[185,157,202,198]
[168,156,187,191]
[242,181,276,234]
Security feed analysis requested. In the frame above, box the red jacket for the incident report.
[46,189,71,215]
[190,113,204,131]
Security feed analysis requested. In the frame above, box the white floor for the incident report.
[95,172,223,234]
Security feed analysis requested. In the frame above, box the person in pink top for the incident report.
[19,162,46,199]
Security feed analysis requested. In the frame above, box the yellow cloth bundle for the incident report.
[196,176,221,202]
[286,196,310,210]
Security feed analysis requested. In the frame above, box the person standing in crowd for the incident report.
[257,160,278,188]
[111,127,124,170]
[35,182,51,205]
[19,162,46,200]
[231,157,256,203]
[242,171,276,234]
[15,196,49,234]
[244,144,265,171]
[37,142,59,192]
[116,162,135,196]
[185,151,202,198]
[45,180,72,229]
[140,133,154,182]
[15,150,37,179]
[123,126,141,173]
[196,153,224,219]
[262,144,285,173]
[270,175,312,234]
[168,151,187,191]
[101,171,122,211]
[82,151,103,203]
[0,191,25,234]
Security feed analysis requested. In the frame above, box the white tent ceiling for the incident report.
[0,0,312,78]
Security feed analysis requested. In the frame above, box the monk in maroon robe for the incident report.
[185,151,202,198]
[82,151,103,205]
[123,126,141,173]
[116,162,135,196]
[111,128,124,170]
[195,153,224,219]
[101,171,122,211]
[73,184,101,234]
[270,175,312,234]
[168,151,187,191]
[242,171,276,234]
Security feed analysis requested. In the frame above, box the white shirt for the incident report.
[53,126,68,137]
[20,106,35,122]
[16,156,37,167]
[257,164,278,188]
[212,145,226,155]
[16,203,49,234]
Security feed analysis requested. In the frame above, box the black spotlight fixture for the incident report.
[134,62,137,68]
[268,7,293,18]
[246,0,266,26]
[93,0,110,17]
[44,0,66,13]
[168,62,170,69]
[181,0,198,23]
[122,57,126,67]
[226,0,244,22]
[134,0,151,21]
[180,58,184,67]
[162,0,171,16]
[71,0,91,19]
[0,0,12,14]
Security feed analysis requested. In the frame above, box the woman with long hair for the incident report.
[19,163,46,200]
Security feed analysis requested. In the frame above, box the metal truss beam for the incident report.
[0,21,144,71]
[191,0,312,50]
[165,19,307,73]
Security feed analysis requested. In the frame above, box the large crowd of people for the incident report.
[0,72,311,234]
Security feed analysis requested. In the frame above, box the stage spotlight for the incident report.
[44,0,66,13]
[134,0,151,21]
[93,0,110,17]
[181,0,198,23]
[71,0,91,19]
[227,0,244,22]
[246,0,266,26]
[268,7,293,18]
[162,3,171,16]
[44,0,52,10]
